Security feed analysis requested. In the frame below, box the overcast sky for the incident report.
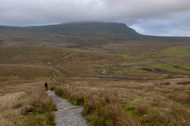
[0,0,190,36]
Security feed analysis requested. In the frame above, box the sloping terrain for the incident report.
[0,22,139,36]
[0,22,190,47]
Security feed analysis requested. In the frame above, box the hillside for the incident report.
[0,22,190,47]
[27,22,140,36]
[0,22,140,36]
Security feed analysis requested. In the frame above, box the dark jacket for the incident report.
[44,82,48,87]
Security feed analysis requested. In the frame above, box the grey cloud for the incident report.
[0,0,190,36]
[130,10,190,36]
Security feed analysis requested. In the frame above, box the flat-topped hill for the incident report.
[0,22,140,36]
[0,22,190,47]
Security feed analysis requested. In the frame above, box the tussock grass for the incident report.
[27,88,56,113]
[50,86,56,90]
[21,88,56,125]
[0,81,56,126]
[52,77,190,126]
[177,80,190,85]
[157,81,170,85]
[0,92,25,126]
[54,85,138,126]
[12,102,23,109]
[168,92,190,105]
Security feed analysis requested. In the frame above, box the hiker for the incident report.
[44,82,49,91]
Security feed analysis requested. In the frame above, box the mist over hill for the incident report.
[0,22,190,47]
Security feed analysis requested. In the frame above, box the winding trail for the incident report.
[47,90,88,126]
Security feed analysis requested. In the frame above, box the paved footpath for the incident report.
[47,90,88,126]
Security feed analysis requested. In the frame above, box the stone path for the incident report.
[47,90,88,126]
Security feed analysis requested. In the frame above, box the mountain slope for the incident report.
[0,22,140,36]
[34,22,140,36]
[0,22,190,47]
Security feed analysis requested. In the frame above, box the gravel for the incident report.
[47,90,88,126]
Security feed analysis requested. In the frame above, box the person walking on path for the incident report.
[44,82,49,91]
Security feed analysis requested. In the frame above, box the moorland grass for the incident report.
[52,77,190,126]
[177,80,190,85]
[0,88,56,126]
[54,85,137,126]
[21,88,56,126]
[161,45,190,57]
[0,64,52,80]
[1,42,190,126]
[0,62,57,126]
[0,46,74,63]
[54,44,190,76]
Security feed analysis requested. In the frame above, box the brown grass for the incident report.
[177,80,190,85]
[0,65,56,126]
[0,87,56,126]
[168,92,190,105]
[1,43,190,126]
[0,92,25,126]
[27,88,56,113]
[19,88,56,125]
[156,81,171,86]
[54,85,139,126]
[0,46,74,63]
[0,64,52,80]
[52,77,190,126]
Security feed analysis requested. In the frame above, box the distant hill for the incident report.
[0,22,190,47]
[0,22,140,36]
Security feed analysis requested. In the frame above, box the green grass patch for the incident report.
[148,63,190,74]
[161,45,190,57]
[100,68,104,74]
[121,54,143,60]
